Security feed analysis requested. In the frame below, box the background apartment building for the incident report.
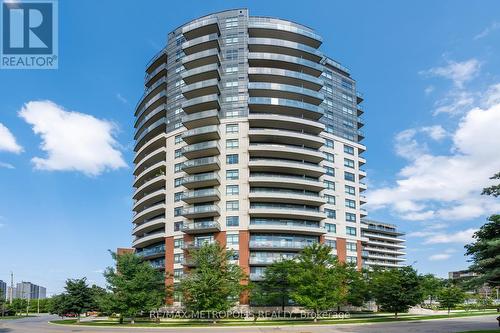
[0,280,6,300]
[15,282,46,300]
[131,8,393,304]
[361,219,406,269]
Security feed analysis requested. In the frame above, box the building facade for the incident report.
[132,9,368,304]
[0,280,6,300]
[361,219,406,269]
[15,282,46,300]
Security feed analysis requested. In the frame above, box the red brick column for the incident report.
[165,236,174,305]
[336,237,347,263]
[215,231,227,248]
[238,230,250,305]
[356,240,363,270]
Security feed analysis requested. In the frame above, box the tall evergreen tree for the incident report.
[63,278,93,321]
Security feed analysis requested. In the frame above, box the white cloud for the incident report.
[0,161,15,169]
[116,93,129,105]
[474,21,500,40]
[425,86,435,95]
[429,253,451,261]
[434,90,475,115]
[19,100,127,176]
[420,59,481,88]
[367,83,500,221]
[421,125,447,141]
[0,123,23,154]
[425,228,477,245]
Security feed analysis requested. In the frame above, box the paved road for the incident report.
[0,314,498,333]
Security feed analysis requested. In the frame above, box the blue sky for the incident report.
[1,0,500,295]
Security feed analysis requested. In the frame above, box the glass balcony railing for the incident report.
[181,172,219,185]
[182,204,220,216]
[182,156,219,171]
[181,188,220,201]
[249,240,317,249]
[248,97,323,115]
[250,218,321,228]
[182,125,218,139]
[137,244,166,257]
[181,221,220,232]
[182,109,219,124]
[182,140,219,154]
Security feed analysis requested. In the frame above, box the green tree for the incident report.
[288,243,352,321]
[47,294,69,317]
[63,278,93,321]
[464,214,500,287]
[437,285,465,315]
[346,268,370,307]
[370,266,424,318]
[481,172,500,197]
[88,285,107,313]
[421,274,443,305]
[251,259,294,312]
[10,299,28,315]
[179,242,246,315]
[103,251,165,324]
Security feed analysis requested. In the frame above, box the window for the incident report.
[226,139,239,149]
[346,212,357,222]
[226,124,239,133]
[226,154,239,164]
[325,239,337,249]
[226,66,238,73]
[174,269,183,278]
[226,37,239,44]
[225,17,238,28]
[226,216,239,227]
[175,149,182,158]
[174,207,182,217]
[344,171,355,182]
[225,96,239,102]
[225,79,238,87]
[347,242,357,251]
[174,239,184,248]
[229,250,239,260]
[344,145,355,155]
[226,185,239,195]
[325,139,334,148]
[346,226,357,236]
[325,166,335,176]
[344,158,355,168]
[174,221,183,232]
[347,256,357,264]
[345,199,356,209]
[226,169,239,180]
[325,194,336,205]
[325,208,336,219]
[226,200,239,211]
[174,163,182,173]
[345,185,356,195]
[174,177,182,187]
[174,253,183,264]
[324,180,335,190]
[225,49,238,60]
[174,192,182,202]
[325,152,335,162]
[227,233,239,245]
[325,223,336,233]
[175,135,182,144]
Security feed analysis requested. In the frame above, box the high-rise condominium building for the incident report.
[132,9,367,304]
[361,219,406,269]
[0,280,6,300]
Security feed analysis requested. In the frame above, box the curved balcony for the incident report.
[181,171,220,189]
[144,63,167,88]
[248,52,323,77]
[249,189,324,206]
[136,242,166,259]
[248,113,324,134]
[182,78,220,100]
[248,97,323,120]
[182,125,219,144]
[181,188,220,204]
[182,49,220,70]
[249,219,326,235]
[248,128,324,149]
[182,109,219,129]
[181,221,221,234]
[133,187,166,212]
[133,160,166,188]
[182,156,220,174]
[145,48,167,74]
[133,230,166,248]
[182,33,220,55]
[182,94,220,114]
[133,146,166,176]
[135,78,167,119]
[249,173,323,192]
[249,239,317,251]
[248,143,323,164]
[132,216,166,236]
[248,82,323,105]
[248,67,322,91]
[133,202,166,225]
[134,117,166,151]
[248,158,324,178]
[134,103,166,134]
[182,140,220,159]
[182,204,220,219]
[366,240,406,250]
[249,204,325,221]
[182,17,220,41]
[135,89,166,119]
[182,63,221,85]
[248,17,322,48]
[133,175,166,200]
[134,132,166,165]
[248,37,322,63]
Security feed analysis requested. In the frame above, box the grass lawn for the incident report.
[50,310,498,327]
[456,331,500,333]
[0,315,34,320]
